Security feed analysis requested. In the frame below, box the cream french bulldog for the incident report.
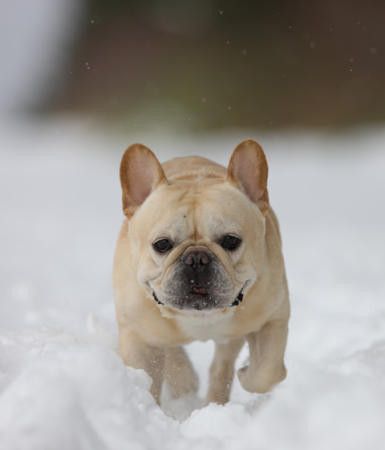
[113,140,290,405]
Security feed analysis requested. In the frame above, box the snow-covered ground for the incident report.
[1,118,385,450]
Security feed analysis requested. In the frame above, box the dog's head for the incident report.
[119,140,269,312]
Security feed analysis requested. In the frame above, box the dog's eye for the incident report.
[219,234,242,251]
[152,238,173,254]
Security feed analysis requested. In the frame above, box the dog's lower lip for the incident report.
[190,291,208,297]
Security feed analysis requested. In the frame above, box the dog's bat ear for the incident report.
[227,139,269,214]
[120,143,167,218]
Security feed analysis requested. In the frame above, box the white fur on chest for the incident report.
[174,309,235,342]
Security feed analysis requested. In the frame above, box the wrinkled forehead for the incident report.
[133,182,262,242]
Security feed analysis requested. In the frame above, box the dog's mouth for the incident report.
[231,288,244,307]
[152,291,163,305]
[152,284,247,309]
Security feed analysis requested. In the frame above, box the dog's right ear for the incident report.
[120,143,167,218]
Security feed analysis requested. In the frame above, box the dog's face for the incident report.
[120,140,269,312]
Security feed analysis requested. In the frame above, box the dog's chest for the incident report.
[175,311,235,342]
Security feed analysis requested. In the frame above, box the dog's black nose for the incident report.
[182,249,211,269]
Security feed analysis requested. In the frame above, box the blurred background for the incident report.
[2,0,385,131]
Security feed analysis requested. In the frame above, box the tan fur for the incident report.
[113,141,290,405]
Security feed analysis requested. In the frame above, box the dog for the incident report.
[113,139,290,405]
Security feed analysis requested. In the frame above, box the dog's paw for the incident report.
[167,368,199,399]
[237,364,287,394]
[205,389,231,406]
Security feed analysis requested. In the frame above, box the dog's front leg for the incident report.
[238,319,288,394]
[118,327,165,404]
[206,338,244,404]
[164,346,199,398]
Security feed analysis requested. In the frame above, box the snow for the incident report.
[1,118,385,449]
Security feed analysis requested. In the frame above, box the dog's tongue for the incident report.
[192,285,207,295]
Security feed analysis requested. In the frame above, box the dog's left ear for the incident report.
[120,143,167,218]
[227,139,269,214]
